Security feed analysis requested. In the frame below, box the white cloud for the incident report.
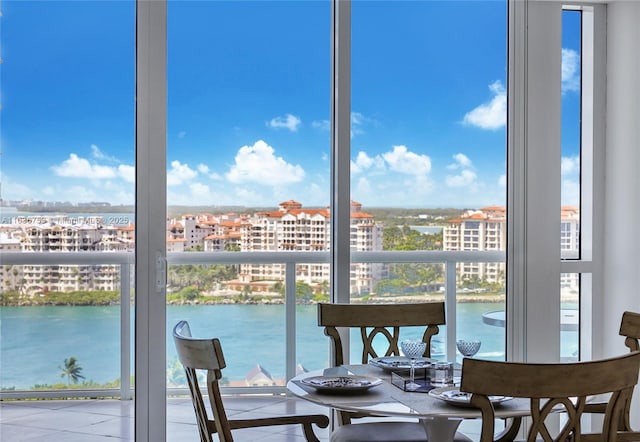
[118,165,135,183]
[355,177,372,195]
[167,160,198,186]
[4,178,33,199]
[498,174,506,188]
[197,164,210,174]
[560,155,580,205]
[312,120,330,131]
[51,154,117,179]
[189,182,210,197]
[446,153,478,188]
[463,81,507,130]
[446,169,478,187]
[351,112,365,137]
[351,151,385,174]
[562,178,580,206]
[562,48,580,94]
[351,111,376,137]
[226,140,305,186]
[447,153,473,170]
[561,155,580,175]
[267,113,302,132]
[91,144,119,163]
[382,145,431,176]
[63,185,100,202]
[311,112,372,137]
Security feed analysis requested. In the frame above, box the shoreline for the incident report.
[2,293,579,307]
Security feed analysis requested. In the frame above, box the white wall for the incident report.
[603,0,640,427]
[603,0,640,354]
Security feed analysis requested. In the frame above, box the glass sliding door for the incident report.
[166,1,330,430]
[558,4,605,362]
[560,8,582,361]
[0,0,136,407]
[350,0,508,362]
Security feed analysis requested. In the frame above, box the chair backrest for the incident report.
[620,311,640,352]
[460,351,640,442]
[317,302,445,366]
[173,320,234,442]
[617,311,640,431]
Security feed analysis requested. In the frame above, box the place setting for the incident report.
[427,339,512,408]
[297,366,384,394]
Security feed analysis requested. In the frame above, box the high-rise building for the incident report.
[236,200,383,295]
[443,206,579,289]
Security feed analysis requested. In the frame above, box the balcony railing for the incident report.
[0,250,505,400]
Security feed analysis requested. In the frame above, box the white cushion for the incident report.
[330,422,473,442]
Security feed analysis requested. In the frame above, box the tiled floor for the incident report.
[0,395,331,442]
[1,395,484,441]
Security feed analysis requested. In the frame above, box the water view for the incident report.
[0,302,577,390]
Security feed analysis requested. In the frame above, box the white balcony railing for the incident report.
[0,250,505,400]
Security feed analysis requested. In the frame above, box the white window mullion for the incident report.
[135,1,167,441]
[507,0,527,364]
[577,4,606,362]
[508,0,563,363]
[330,0,351,306]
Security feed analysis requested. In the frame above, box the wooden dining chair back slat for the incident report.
[318,302,445,429]
[317,303,499,442]
[460,351,640,442]
[620,311,640,352]
[582,311,640,441]
[173,320,329,442]
[618,311,640,438]
[317,302,445,366]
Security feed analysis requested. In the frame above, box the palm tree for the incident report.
[59,356,85,385]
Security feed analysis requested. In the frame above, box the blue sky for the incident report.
[1,1,581,209]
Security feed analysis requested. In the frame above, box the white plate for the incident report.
[300,375,383,392]
[369,356,435,371]
[428,386,512,408]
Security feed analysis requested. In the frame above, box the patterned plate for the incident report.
[369,356,435,371]
[300,375,383,392]
[428,386,512,407]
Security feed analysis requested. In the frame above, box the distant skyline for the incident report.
[1,1,581,209]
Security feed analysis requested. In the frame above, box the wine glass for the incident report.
[400,339,427,391]
[456,339,481,358]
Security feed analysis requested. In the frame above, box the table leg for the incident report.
[421,417,464,442]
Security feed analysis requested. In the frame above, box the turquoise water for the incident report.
[0,303,577,389]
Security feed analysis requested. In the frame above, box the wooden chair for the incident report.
[460,351,640,442]
[173,320,329,442]
[582,311,640,441]
[318,302,472,442]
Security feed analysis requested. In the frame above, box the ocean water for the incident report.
[0,303,577,389]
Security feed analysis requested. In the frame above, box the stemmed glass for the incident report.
[456,339,481,358]
[400,339,427,391]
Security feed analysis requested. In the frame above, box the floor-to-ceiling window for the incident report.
[1,1,612,440]
[560,7,582,361]
[349,1,508,363]
[0,0,136,399]
[166,0,330,401]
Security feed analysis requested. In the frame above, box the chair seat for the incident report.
[330,422,473,442]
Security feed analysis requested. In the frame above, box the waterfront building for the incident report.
[162,201,382,295]
[0,219,135,294]
[443,206,579,290]
[0,233,23,292]
[234,200,383,295]
[560,206,580,291]
[443,206,506,286]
